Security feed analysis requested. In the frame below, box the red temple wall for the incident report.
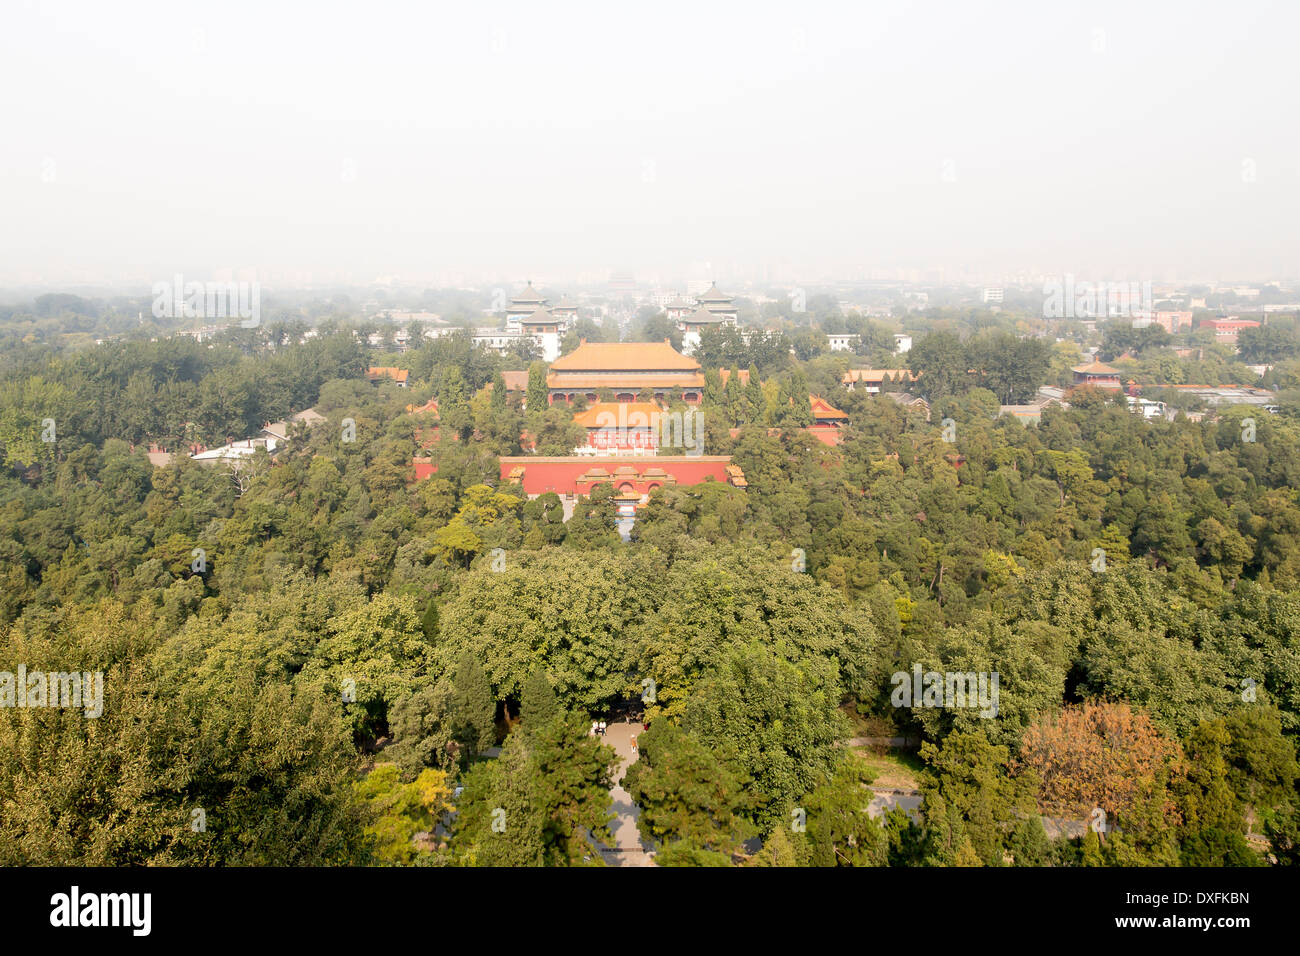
[500,456,734,497]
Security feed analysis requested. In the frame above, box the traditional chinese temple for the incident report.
[546,340,705,405]
[694,282,739,323]
[504,281,547,329]
[1071,360,1122,389]
[572,402,662,454]
[807,394,849,445]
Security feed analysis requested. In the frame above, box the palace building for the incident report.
[810,394,848,430]
[500,455,747,518]
[1071,360,1122,389]
[799,395,850,446]
[572,402,662,454]
[546,340,706,405]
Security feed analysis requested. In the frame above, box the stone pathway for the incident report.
[595,720,656,867]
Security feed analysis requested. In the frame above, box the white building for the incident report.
[827,333,860,352]
[894,333,913,354]
[518,309,562,362]
[191,436,277,463]
[1127,396,1168,420]
[471,328,526,352]
[470,326,560,361]
[677,307,725,354]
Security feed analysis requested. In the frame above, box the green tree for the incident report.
[526,361,549,413]
[355,763,454,864]
[919,731,1037,866]
[623,721,752,858]
[452,713,616,866]
[908,331,969,400]
[521,669,561,729]
[794,756,889,866]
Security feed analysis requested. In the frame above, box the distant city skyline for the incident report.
[2,267,1295,302]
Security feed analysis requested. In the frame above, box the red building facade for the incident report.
[572,402,661,453]
[1199,319,1261,344]
[500,455,745,500]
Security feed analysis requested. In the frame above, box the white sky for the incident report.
[1,0,1297,288]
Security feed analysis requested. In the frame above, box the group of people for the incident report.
[589,718,645,754]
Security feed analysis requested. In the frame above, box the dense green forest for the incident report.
[1,315,1299,867]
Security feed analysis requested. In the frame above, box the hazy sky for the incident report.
[2,0,1297,288]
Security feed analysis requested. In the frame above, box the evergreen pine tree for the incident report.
[521,669,560,729]
[450,654,496,754]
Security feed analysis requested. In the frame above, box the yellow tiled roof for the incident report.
[549,340,700,372]
[1072,361,1120,375]
[572,402,662,428]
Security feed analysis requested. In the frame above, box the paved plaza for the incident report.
[595,720,656,867]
